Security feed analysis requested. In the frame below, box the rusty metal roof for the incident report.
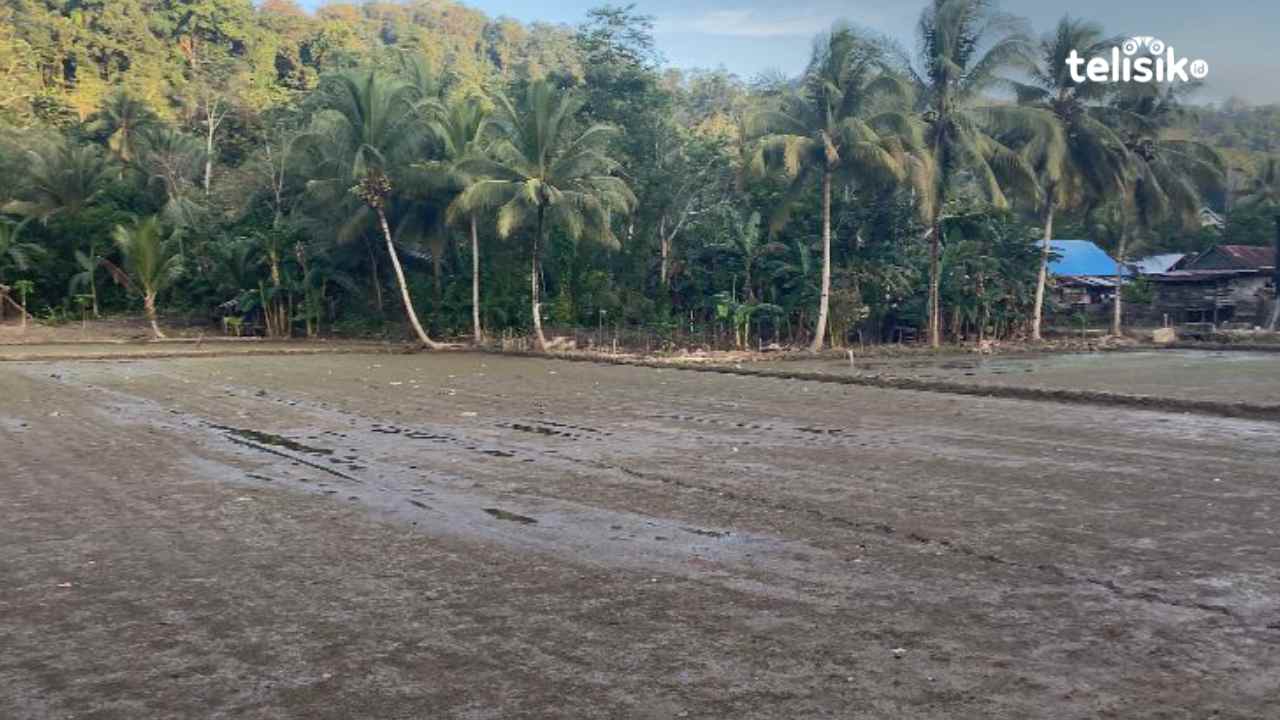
[1149,268,1261,282]
[1186,245,1275,270]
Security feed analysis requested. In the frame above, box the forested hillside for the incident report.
[1,0,1275,348]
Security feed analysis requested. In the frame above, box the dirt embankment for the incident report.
[491,347,1280,422]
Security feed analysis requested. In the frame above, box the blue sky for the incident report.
[304,1,1280,103]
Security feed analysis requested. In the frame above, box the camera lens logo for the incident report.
[1066,37,1209,83]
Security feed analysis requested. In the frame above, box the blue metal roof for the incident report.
[1048,240,1127,277]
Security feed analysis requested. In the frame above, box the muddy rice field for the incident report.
[757,349,1280,405]
[2,346,1278,718]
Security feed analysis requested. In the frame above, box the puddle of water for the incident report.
[483,507,539,525]
[212,425,333,456]
[684,527,730,539]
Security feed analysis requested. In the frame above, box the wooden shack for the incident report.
[1149,245,1276,326]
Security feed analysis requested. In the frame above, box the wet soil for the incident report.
[2,352,1278,718]
[750,349,1280,407]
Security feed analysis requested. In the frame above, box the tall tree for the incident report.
[4,141,115,306]
[746,25,910,351]
[91,90,157,164]
[418,95,491,343]
[302,68,441,348]
[1234,157,1280,329]
[1012,17,1128,341]
[1102,83,1226,334]
[3,142,114,222]
[456,80,636,351]
[137,126,207,228]
[113,216,183,339]
[905,0,1051,347]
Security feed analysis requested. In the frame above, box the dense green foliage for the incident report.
[0,0,1267,347]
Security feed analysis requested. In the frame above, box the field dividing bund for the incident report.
[497,346,1280,422]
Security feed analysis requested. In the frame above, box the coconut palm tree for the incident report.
[301,68,441,349]
[92,90,156,164]
[0,219,42,285]
[454,80,636,351]
[136,126,206,229]
[1234,156,1280,329]
[416,95,491,343]
[745,25,911,351]
[1012,16,1129,341]
[3,141,114,222]
[113,216,183,339]
[1102,83,1226,334]
[1236,156,1280,209]
[905,0,1053,347]
[4,142,115,307]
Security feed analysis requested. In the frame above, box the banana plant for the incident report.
[714,291,784,349]
[67,241,106,317]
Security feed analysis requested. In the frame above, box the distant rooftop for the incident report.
[1048,240,1126,278]
[1185,244,1276,271]
[1129,253,1186,275]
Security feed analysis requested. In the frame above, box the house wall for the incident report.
[1153,276,1273,325]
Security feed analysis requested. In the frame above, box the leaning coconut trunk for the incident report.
[1112,232,1127,337]
[356,170,441,350]
[1031,199,1055,342]
[377,207,440,350]
[144,292,166,339]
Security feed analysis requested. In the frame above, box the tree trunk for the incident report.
[431,248,444,305]
[1270,215,1280,331]
[144,292,166,339]
[928,219,942,348]
[270,253,288,338]
[377,207,440,349]
[366,239,384,315]
[204,120,214,196]
[1112,231,1127,336]
[1031,201,1055,341]
[809,169,833,352]
[659,220,671,287]
[471,214,483,344]
[531,206,548,351]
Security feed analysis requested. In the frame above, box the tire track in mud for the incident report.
[212,425,362,481]
[178,375,1280,623]
[594,462,1246,623]
[355,378,1261,622]
[19,366,865,607]
[15,362,1269,628]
